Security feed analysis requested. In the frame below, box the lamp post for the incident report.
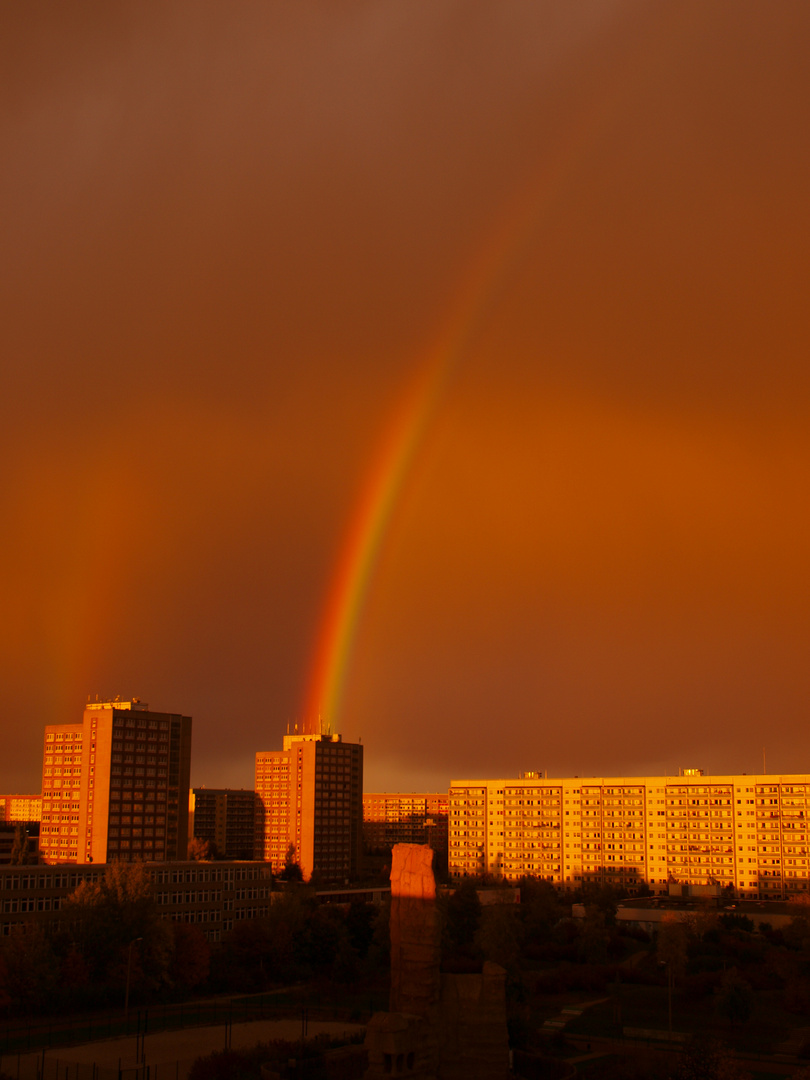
[124,937,143,1025]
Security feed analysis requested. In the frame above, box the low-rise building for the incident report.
[0,860,272,942]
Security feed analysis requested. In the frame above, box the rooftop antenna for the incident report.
[763,747,766,775]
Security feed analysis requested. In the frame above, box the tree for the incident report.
[188,837,213,861]
[169,923,210,989]
[0,924,58,1011]
[475,904,523,974]
[345,898,376,959]
[63,860,171,989]
[673,1038,751,1080]
[281,843,303,882]
[657,916,689,979]
[715,967,755,1025]
[442,878,482,951]
[9,826,35,865]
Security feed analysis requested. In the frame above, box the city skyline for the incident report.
[2,3,810,796]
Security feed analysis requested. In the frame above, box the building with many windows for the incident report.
[255,727,363,883]
[363,793,449,870]
[0,861,272,941]
[0,795,42,824]
[40,700,192,864]
[190,788,260,861]
[449,770,810,898]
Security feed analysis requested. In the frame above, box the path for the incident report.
[7,1018,366,1080]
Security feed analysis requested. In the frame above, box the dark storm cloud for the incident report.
[1,1,809,793]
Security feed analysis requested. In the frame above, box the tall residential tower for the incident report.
[255,726,363,883]
[40,700,192,864]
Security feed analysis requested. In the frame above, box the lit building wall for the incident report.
[0,796,42,824]
[255,731,363,883]
[448,771,810,898]
[40,701,192,865]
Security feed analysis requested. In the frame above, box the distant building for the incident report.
[449,769,810,899]
[190,788,260,860]
[39,700,192,865]
[0,795,42,824]
[255,725,363,883]
[363,793,448,870]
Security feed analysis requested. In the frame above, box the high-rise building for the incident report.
[255,728,363,883]
[40,700,191,865]
[190,788,260,860]
[363,793,449,869]
[449,769,810,899]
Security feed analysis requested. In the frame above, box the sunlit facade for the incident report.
[0,794,41,823]
[449,770,810,898]
[255,729,363,883]
[39,700,192,865]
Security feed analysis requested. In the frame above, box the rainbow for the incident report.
[302,80,628,731]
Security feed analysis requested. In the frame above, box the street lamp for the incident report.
[124,937,143,1024]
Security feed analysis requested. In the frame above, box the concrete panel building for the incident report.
[363,793,449,868]
[255,727,363,883]
[0,860,272,942]
[0,795,42,824]
[40,700,192,865]
[449,769,810,899]
[191,788,260,861]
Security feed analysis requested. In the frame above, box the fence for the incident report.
[0,1056,183,1080]
[0,993,387,1059]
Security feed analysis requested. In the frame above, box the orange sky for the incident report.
[2,1,809,794]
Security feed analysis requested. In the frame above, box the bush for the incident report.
[188,1035,366,1080]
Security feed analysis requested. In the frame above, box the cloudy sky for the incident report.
[2,1,809,795]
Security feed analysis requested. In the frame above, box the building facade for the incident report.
[0,860,272,942]
[449,770,810,899]
[0,795,42,824]
[191,788,260,861]
[363,793,449,868]
[255,729,363,883]
[40,700,192,865]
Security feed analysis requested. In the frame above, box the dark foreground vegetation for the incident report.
[6,864,810,1079]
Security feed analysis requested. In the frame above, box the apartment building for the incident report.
[0,795,42,824]
[255,727,363,883]
[0,861,272,942]
[191,788,260,861]
[363,793,449,866]
[40,700,192,864]
[449,770,810,898]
